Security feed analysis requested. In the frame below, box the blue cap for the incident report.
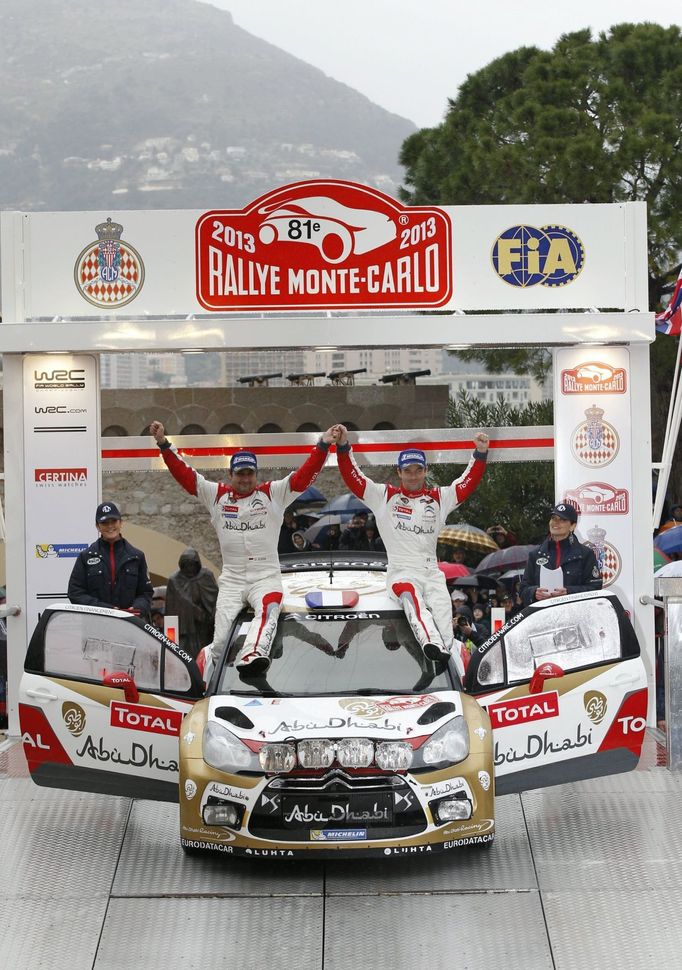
[230,450,258,472]
[551,502,578,523]
[397,448,427,469]
[96,502,121,522]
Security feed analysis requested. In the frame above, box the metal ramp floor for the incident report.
[2,732,680,970]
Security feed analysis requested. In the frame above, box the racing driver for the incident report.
[334,425,489,667]
[149,420,338,679]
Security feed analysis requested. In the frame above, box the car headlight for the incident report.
[375,741,413,771]
[203,721,259,773]
[415,716,470,769]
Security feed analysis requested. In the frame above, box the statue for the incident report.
[165,549,218,658]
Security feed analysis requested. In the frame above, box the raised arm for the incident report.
[451,432,489,503]
[150,419,200,496]
[335,424,372,499]
[287,426,336,494]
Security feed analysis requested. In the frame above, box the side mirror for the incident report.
[103,671,140,704]
[529,661,565,695]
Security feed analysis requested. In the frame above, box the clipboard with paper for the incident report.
[539,564,564,592]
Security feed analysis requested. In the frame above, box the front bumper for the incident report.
[180,758,495,859]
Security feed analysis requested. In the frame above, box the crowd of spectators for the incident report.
[278,508,386,553]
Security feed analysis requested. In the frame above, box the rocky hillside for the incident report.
[0,0,415,210]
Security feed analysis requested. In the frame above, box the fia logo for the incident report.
[492,224,585,288]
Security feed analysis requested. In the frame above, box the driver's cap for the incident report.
[397,448,427,469]
[230,450,258,472]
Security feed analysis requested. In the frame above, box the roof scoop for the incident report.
[305,590,359,609]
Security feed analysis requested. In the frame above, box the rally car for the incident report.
[19,553,647,860]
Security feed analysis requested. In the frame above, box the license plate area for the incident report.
[281,792,393,828]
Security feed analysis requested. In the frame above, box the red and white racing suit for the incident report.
[337,444,487,658]
[158,440,330,670]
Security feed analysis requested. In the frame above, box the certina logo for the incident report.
[491,225,585,288]
[486,690,560,728]
[35,468,88,486]
[564,482,629,515]
[561,362,627,394]
[74,218,145,308]
[195,179,452,312]
[33,368,86,390]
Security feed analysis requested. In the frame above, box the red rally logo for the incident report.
[195,179,452,311]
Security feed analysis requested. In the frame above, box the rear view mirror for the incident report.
[529,662,565,695]
[103,671,139,704]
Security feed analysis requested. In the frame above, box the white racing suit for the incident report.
[337,444,487,669]
[159,440,330,676]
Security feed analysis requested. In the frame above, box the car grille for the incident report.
[249,769,426,841]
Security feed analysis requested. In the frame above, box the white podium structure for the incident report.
[0,181,655,733]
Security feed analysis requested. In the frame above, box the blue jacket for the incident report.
[520,534,602,607]
[68,536,153,616]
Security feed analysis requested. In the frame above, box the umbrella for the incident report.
[302,514,347,545]
[318,493,371,515]
[498,568,525,581]
[654,547,671,570]
[451,574,500,590]
[437,562,471,580]
[475,544,539,575]
[438,524,498,555]
[655,526,682,556]
[289,486,326,507]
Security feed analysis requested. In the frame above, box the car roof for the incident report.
[280,559,392,612]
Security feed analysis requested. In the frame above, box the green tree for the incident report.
[432,394,554,552]
[400,23,682,307]
[400,23,682,502]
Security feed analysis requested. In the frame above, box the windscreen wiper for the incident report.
[228,689,294,698]
[352,688,419,695]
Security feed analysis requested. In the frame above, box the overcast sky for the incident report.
[208,0,680,128]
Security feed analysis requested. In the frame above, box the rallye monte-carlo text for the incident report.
[19,553,647,859]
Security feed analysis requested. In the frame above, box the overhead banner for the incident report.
[553,348,633,612]
[0,181,647,320]
[196,182,452,311]
[23,355,100,632]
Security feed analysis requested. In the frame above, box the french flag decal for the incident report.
[305,590,360,608]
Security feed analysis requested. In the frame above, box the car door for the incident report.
[463,590,647,795]
[19,604,205,801]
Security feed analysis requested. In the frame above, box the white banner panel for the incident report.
[553,348,634,613]
[101,427,555,472]
[23,354,100,632]
[1,195,647,321]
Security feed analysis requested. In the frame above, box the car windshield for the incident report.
[216,610,456,697]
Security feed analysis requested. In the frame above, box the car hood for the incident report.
[208,691,463,742]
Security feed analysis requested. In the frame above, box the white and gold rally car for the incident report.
[19,553,647,860]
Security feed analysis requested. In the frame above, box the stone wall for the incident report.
[99,384,448,436]
[2,384,450,580]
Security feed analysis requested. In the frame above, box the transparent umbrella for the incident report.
[475,544,539,575]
